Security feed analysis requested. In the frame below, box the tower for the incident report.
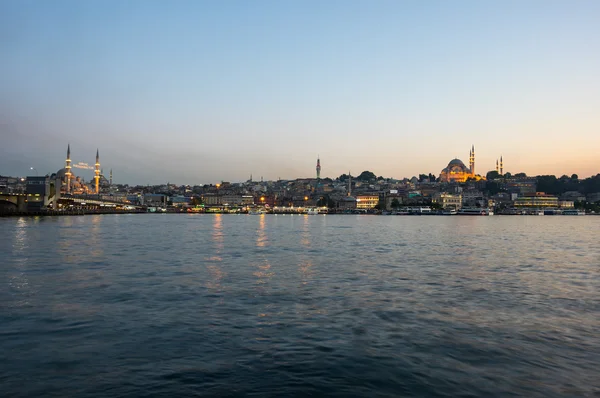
[469,145,475,177]
[95,149,100,194]
[348,171,352,196]
[65,144,72,193]
[500,156,503,176]
[316,156,321,179]
[496,159,499,173]
[109,169,113,186]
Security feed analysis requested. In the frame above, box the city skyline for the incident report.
[2,1,600,183]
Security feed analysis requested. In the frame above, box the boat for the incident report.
[562,209,585,215]
[306,208,319,215]
[457,207,493,216]
[441,209,457,215]
[248,209,266,215]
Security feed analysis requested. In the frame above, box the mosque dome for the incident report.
[55,168,67,179]
[439,150,474,183]
[448,159,466,168]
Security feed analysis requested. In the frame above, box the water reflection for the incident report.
[301,214,310,248]
[256,214,267,247]
[88,215,104,258]
[206,214,225,291]
[8,218,32,306]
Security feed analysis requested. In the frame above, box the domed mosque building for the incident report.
[439,145,484,183]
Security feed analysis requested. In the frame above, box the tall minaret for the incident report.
[95,149,100,194]
[469,145,475,177]
[500,156,503,176]
[109,169,113,186]
[65,144,72,193]
[348,171,352,196]
[316,156,321,179]
[496,159,499,173]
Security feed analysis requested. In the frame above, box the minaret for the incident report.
[496,159,499,173]
[109,169,113,186]
[65,144,72,193]
[348,171,352,196]
[94,149,100,194]
[470,145,475,177]
[500,156,503,176]
[316,156,321,179]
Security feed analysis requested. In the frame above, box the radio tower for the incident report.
[65,144,72,193]
[94,149,100,194]
[316,156,321,179]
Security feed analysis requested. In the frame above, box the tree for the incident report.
[503,172,512,179]
[537,175,560,195]
[486,170,501,180]
[485,180,502,196]
[514,172,527,178]
[418,174,429,182]
[317,195,336,208]
[338,173,351,182]
[391,198,400,209]
[357,171,377,181]
[571,174,579,181]
[428,173,437,182]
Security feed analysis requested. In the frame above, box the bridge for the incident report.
[59,194,144,210]
[0,191,145,215]
[0,192,27,213]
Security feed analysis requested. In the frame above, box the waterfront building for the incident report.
[355,195,379,209]
[144,193,168,207]
[513,193,558,209]
[461,189,485,207]
[337,196,357,210]
[25,176,51,211]
[383,193,404,211]
[558,201,575,209]
[432,192,462,209]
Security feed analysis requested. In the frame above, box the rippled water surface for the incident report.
[1,214,599,397]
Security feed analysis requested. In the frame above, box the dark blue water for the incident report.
[1,214,599,397]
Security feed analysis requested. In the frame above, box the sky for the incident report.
[1,0,599,184]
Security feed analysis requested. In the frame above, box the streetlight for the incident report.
[30,167,38,176]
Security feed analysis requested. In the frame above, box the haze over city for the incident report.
[1,0,599,184]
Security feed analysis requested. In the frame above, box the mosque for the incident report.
[439,145,485,183]
[56,144,111,194]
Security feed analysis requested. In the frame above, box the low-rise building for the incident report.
[144,193,168,207]
[432,193,462,209]
[26,176,51,211]
[356,195,379,209]
[513,192,558,209]
[384,194,403,211]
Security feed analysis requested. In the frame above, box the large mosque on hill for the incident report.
[439,145,486,183]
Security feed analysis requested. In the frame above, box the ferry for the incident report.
[305,208,319,215]
[457,207,493,216]
[562,209,585,215]
[441,209,457,215]
[248,209,266,215]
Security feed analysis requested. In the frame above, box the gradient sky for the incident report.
[1,0,599,184]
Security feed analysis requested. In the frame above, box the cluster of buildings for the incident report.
[1,145,598,214]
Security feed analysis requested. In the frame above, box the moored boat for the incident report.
[562,209,585,215]
[457,207,493,216]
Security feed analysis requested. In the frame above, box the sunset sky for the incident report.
[1,0,599,184]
